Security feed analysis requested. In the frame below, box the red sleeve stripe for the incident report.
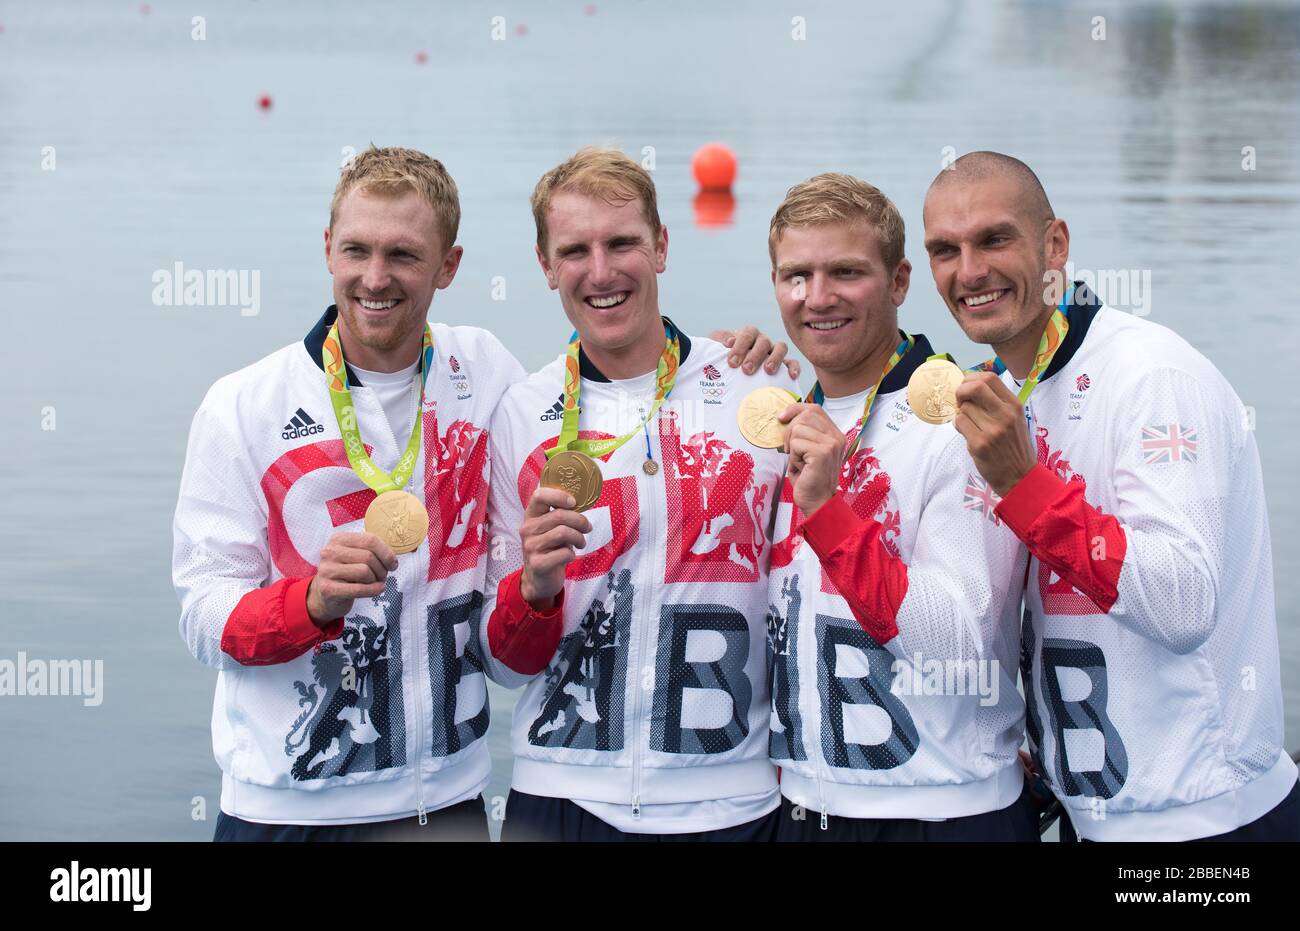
[995,463,1125,613]
[221,576,344,666]
[799,494,907,644]
[486,570,565,676]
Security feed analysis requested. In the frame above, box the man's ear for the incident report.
[535,244,559,290]
[1045,218,1070,272]
[324,227,334,274]
[436,245,464,290]
[891,257,912,307]
[654,224,668,274]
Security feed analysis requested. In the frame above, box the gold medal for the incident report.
[539,450,604,512]
[364,490,429,555]
[738,387,798,449]
[907,358,966,425]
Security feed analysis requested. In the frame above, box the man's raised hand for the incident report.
[519,486,593,611]
[307,532,399,627]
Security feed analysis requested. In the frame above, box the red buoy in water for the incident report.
[515,23,528,36]
[692,143,737,192]
[258,94,273,111]
[415,50,429,64]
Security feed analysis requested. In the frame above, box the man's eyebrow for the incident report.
[775,257,869,274]
[338,238,424,253]
[977,222,1020,239]
[924,222,1020,249]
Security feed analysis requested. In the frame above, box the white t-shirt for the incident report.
[820,388,872,435]
[351,361,421,449]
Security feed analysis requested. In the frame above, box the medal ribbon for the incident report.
[546,319,681,461]
[323,320,435,494]
[806,333,915,458]
[967,286,1073,404]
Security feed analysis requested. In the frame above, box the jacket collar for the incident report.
[883,331,935,393]
[577,315,693,383]
[304,305,365,386]
[1042,279,1102,381]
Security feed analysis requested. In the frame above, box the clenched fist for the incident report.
[953,372,1037,496]
[307,532,399,627]
[519,486,593,611]
[779,402,847,516]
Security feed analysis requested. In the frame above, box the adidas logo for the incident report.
[539,395,565,422]
[282,407,325,440]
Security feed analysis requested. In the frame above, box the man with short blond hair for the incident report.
[481,146,800,841]
[764,172,1036,841]
[530,145,663,257]
[175,145,516,840]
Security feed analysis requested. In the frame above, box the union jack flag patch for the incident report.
[963,474,1002,524]
[1141,423,1198,464]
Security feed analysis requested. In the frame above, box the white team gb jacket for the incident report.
[173,305,522,824]
[996,287,1297,840]
[481,326,795,829]
[768,333,1030,821]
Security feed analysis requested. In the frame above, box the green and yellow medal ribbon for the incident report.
[546,319,681,461]
[806,333,915,458]
[322,320,435,493]
[968,286,1073,404]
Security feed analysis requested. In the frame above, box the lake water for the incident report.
[1,0,1297,839]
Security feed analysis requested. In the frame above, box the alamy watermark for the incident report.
[152,261,261,317]
[50,862,150,911]
[890,653,1000,707]
[1044,262,1151,317]
[0,652,103,706]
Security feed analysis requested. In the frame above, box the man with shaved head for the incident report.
[921,151,1299,841]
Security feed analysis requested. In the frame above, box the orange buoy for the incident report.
[692,143,737,192]
[258,94,273,111]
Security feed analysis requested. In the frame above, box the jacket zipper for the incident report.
[408,554,428,825]
[627,406,656,820]
[407,387,429,825]
[800,526,829,831]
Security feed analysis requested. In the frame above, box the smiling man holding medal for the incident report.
[172,146,524,840]
[761,173,1035,841]
[480,146,799,841]
[923,150,1299,841]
